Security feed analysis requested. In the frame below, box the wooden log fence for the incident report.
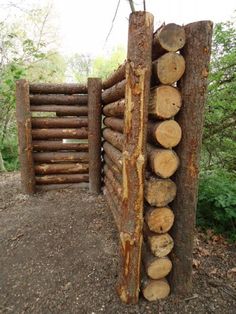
[16,12,213,306]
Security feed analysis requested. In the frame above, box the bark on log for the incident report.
[117,12,154,304]
[103,99,125,118]
[147,144,179,178]
[145,175,177,207]
[148,120,182,148]
[103,128,123,152]
[88,78,102,194]
[34,163,89,175]
[33,152,88,163]
[104,186,121,231]
[153,52,185,85]
[103,117,124,133]
[32,128,88,140]
[142,277,170,301]
[30,94,88,105]
[170,21,213,295]
[31,117,88,128]
[149,86,182,119]
[145,206,174,234]
[36,182,89,191]
[31,105,88,116]
[102,80,126,104]
[102,63,126,90]
[16,79,35,194]
[35,173,89,185]
[103,142,122,171]
[104,164,122,197]
[32,141,88,152]
[30,83,88,94]
[103,154,122,181]
[152,23,186,60]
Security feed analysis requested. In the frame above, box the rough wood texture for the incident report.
[32,128,88,140]
[152,23,186,59]
[145,206,174,234]
[103,117,124,133]
[145,230,174,258]
[170,21,213,295]
[34,163,89,175]
[30,94,88,105]
[102,80,126,104]
[88,78,102,194]
[103,154,122,180]
[104,186,121,231]
[31,105,88,116]
[104,164,122,198]
[147,145,180,178]
[36,182,89,191]
[142,276,170,301]
[31,117,88,129]
[153,52,185,85]
[33,152,88,163]
[117,12,154,304]
[16,79,35,194]
[103,99,125,117]
[102,63,126,90]
[35,173,89,185]
[148,120,182,148]
[103,128,123,152]
[32,141,88,152]
[30,83,88,94]
[149,86,182,119]
[103,142,122,171]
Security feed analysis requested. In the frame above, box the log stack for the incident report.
[29,83,89,188]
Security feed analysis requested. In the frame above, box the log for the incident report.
[104,176,122,208]
[142,277,170,301]
[148,120,182,148]
[30,94,88,105]
[104,164,122,197]
[32,141,88,152]
[102,63,126,90]
[147,145,179,178]
[145,175,177,207]
[103,154,122,181]
[36,182,89,191]
[146,231,174,258]
[88,78,102,194]
[30,83,88,94]
[117,12,154,304]
[33,152,88,163]
[102,80,126,104]
[149,85,182,119]
[152,23,186,59]
[145,206,174,234]
[34,163,89,175]
[103,117,123,133]
[170,21,213,295]
[103,142,122,171]
[153,52,185,85]
[103,99,125,118]
[31,117,88,128]
[32,128,88,140]
[103,128,123,152]
[142,243,172,279]
[30,105,88,116]
[16,79,35,194]
[104,186,121,231]
[35,173,89,185]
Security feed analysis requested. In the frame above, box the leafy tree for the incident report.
[67,54,92,83]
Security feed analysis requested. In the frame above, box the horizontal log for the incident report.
[31,105,88,116]
[153,52,185,85]
[104,176,122,209]
[148,120,182,148]
[104,186,121,230]
[145,174,177,207]
[152,23,186,60]
[30,94,88,105]
[103,117,124,133]
[103,128,123,152]
[142,276,170,301]
[103,154,122,181]
[30,83,88,94]
[103,98,125,117]
[102,63,126,90]
[103,142,122,171]
[32,141,88,152]
[149,85,182,119]
[102,80,126,104]
[35,173,89,185]
[33,152,89,163]
[32,128,88,140]
[34,163,89,175]
[145,206,174,234]
[104,164,122,197]
[31,117,88,129]
[36,182,89,191]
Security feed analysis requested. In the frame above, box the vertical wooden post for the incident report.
[88,78,102,194]
[170,21,213,295]
[117,12,154,304]
[16,79,35,194]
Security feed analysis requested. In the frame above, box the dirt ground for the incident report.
[0,172,235,314]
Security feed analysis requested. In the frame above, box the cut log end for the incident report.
[142,277,170,301]
[145,206,174,234]
[152,120,182,148]
[148,233,174,257]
